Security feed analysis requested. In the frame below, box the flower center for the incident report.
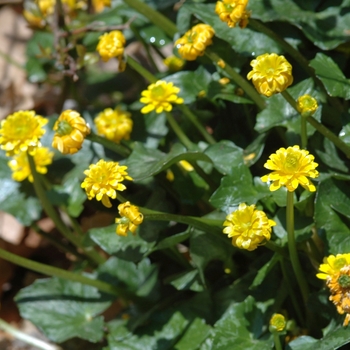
[285,153,299,172]
[56,120,73,136]
[338,274,350,289]
[119,217,130,225]
[150,85,166,99]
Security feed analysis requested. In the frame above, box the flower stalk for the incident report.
[0,247,122,297]
[205,50,266,110]
[28,154,105,265]
[286,191,309,305]
[281,91,350,158]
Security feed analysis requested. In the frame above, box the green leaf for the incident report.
[174,317,212,350]
[164,66,212,104]
[25,57,47,83]
[255,79,323,136]
[310,53,350,99]
[125,142,212,181]
[250,254,279,289]
[315,138,349,173]
[273,207,314,245]
[165,270,204,292]
[0,154,41,225]
[210,163,264,211]
[15,277,111,343]
[249,0,350,50]
[154,231,190,251]
[287,327,350,349]
[190,228,233,280]
[97,257,159,300]
[211,296,273,349]
[107,309,208,350]
[89,224,155,261]
[204,140,244,175]
[180,4,282,55]
[315,178,350,254]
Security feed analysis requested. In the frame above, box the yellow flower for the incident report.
[92,0,110,13]
[163,55,185,72]
[215,0,250,28]
[115,201,144,236]
[317,256,350,326]
[316,254,350,280]
[261,145,319,192]
[219,77,230,85]
[217,59,226,68]
[178,160,194,172]
[52,110,90,154]
[223,203,276,251]
[140,80,184,114]
[96,31,126,62]
[247,53,293,97]
[269,313,286,332]
[0,110,48,156]
[81,159,132,208]
[174,24,215,61]
[37,0,55,15]
[94,107,133,143]
[296,94,318,117]
[8,147,54,183]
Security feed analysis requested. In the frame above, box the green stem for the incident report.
[122,0,177,38]
[126,55,157,83]
[306,116,350,158]
[273,333,283,350]
[281,90,350,158]
[301,117,307,149]
[279,257,305,326]
[205,49,266,110]
[178,105,216,145]
[87,132,131,158]
[165,112,194,150]
[130,23,159,73]
[28,154,105,265]
[286,191,309,305]
[0,247,124,297]
[0,318,62,350]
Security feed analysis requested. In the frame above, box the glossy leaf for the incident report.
[125,142,212,181]
[179,4,282,55]
[15,277,111,343]
[310,53,350,99]
[315,178,350,254]
[210,163,265,212]
[211,296,273,349]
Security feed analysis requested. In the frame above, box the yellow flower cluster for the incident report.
[163,55,185,72]
[96,30,126,63]
[0,110,48,156]
[247,53,293,97]
[317,254,350,326]
[81,159,132,208]
[215,0,250,28]
[115,201,144,236]
[24,0,109,27]
[0,110,54,182]
[52,110,91,154]
[140,80,184,114]
[94,107,133,143]
[297,94,318,117]
[223,203,276,251]
[8,147,54,183]
[261,145,319,192]
[174,24,215,61]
